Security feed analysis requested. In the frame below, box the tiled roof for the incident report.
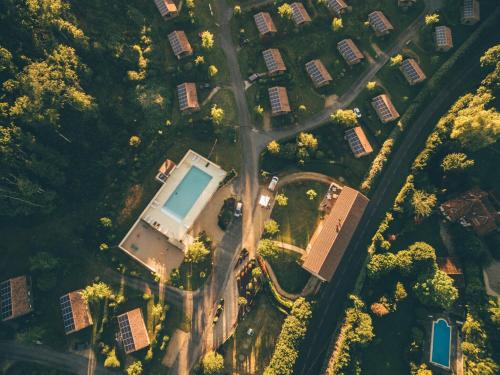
[368,11,394,34]
[326,0,348,15]
[400,58,426,84]
[437,257,463,275]
[1,276,33,321]
[302,187,369,282]
[177,83,199,112]
[371,94,400,123]
[254,12,277,35]
[345,126,373,158]
[262,49,287,74]
[118,308,150,354]
[168,31,192,58]
[462,0,480,23]
[337,39,364,65]
[305,59,332,87]
[154,0,178,17]
[268,86,291,115]
[291,3,312,26]
[60,290,93,334]
[435,26,453,49]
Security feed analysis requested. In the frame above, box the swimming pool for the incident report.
[162,166,213,220]
[430,318,451,368]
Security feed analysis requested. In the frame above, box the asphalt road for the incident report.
[294,36,497,375]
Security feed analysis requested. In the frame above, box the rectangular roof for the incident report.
[154,0,177,16]
[337,39,364,65]
[345,126,373,157]
[254,12,277,35]
[60,290,93,335]
[435,26,453,49]
[371,94,400,123]
[118,308,150,354]
[326,0,348,15]
[268,86,291,115]
[177,83,199,111]
[302,187,369,282]
[368,11,394,34]
[462,0,480,21]
[400,58,426,84]
[305,59,332,87]
[0,276,33,321]
[168,30,192,57]
[291,3,312,25]
[262,49,286,74]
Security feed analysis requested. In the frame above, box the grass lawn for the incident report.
[265,249,311,294]
[222,293,285,374]
[271,180,329,248]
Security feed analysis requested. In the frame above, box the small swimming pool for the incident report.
[430,318,451,368]
[162,166,213,220]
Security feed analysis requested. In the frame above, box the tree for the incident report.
[104,348,120,368]
[488,296,500,327]
[257,239,280,260]
[390,54,403,67]
[411,190,437,220]
[210,104,225,125]
[208,65,218,77]
[277,3,293,19]
[298,104,307,113]
[99,243,109,251]
[371,302,390,317]
[264,219,280,236]
[254,105,264,116]
[366,81,377,90]
[201,31,215,49]
[413,270,458,309]
[332,17,343,32]
[367,253,397,279]
[306,189,317,200]
[297,132,318,151]
[29,251,60,291]
[425,13,440,25]
[194,55,205,65]
[394,282,408,301]
[330,109,357,127]
[267,140,280,154]
[99,217,112,228]
[275,193,288,206]
[480,45,500,68]
[233,5,242,15]
[252,267,263,279]
[185,240,210,264]
[129,135,141,147]
[126,361,143,375]
[441,152,475,172]
[81,282,112,302]
[238,296,248,306]
[202,351,224,374]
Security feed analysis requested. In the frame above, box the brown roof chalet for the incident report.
[291,3,312,26]
[60,290,93,335]
[262,49,287,75]
[326,0,348,15]
[368,11,394,36]
[437,257,464,288]
[1,276,33,321]
[305,59,333,88]
[154,0,178,18]
[400,58,427,85]
[434,26,453,52]
[168,30,193,59]
[461,0,480,25]
[118,308,150,354]
[337,39,364,65]
[254,12,277,36]
[371,94,400,123]
[268,87,291,116]
[345,126,373,158]
[302,187,369,282]
[177,83,200,112]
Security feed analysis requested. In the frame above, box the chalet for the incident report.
[254,12,277,37]
[368,11,394,36]
[302,187,369,282]
[168,31,193,59]
[291,3,312,26]
[305,59,332,88]
[268,87,291,116]
[337,39,364,65]
[154,0,178,19]
[434,26,453,52]
[326,0,348,16]
[345,126,373,158]
[440,188,498,236]
[60,290,93,335]
[262,49,287,75]
[371,94,400,123]
[1,276,33,321]
[177,83,200,113]
[461,0,480,25]
[437,257,465,288]
[117,308,150,354]
[400,58,427,85]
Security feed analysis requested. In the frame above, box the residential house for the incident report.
[291,3,312,26]
[337,39,364,65]
[168,30,193,59]
[434,26,453,52]
[262,48,287,75]
[371,94,400,123]
[154,0,178,19]
[305,59,332,88]
[437,257,465,288]
[254,12,277,37]
[268,87,291,116]
[461,0,480,25]
[302,187,369,282]
[117,308,150,354]
[440,188,498,236]
[368,11,394,36]
[400,58,427,85]
[326,0,348,16]
[60,290,93,335]
[1,276,33,321]
[177,83,200,113]
[345,126,373,158]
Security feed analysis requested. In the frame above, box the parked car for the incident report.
[234,201,243,217]
[353,107,362,118]
[268,176,279,192]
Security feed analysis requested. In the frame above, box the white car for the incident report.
[268,176,279,192]
[234,202,243,217]
[353,107,362,118]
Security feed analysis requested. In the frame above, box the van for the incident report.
[268,176,279,192]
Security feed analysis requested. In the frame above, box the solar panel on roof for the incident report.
[463,0,474,17]
[60,294,76,333]
[178,84,188,109]
[402,59,420,82]
[328,0,346,14]
[369,12,391,33]
[306,61,329,85]
[155,0,168,15]
[118,314,136,353]
[0,280,12,320]
[255,13,271,34]
[338,40,360,63]
[345,128,366,155]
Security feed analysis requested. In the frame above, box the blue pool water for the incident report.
[162,166,212,220]
[431,319,451,368]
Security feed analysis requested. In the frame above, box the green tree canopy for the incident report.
[330,109,357,127]
[185,239,210,264]
[202,351,224,374]
[441,152,475,172]
[413,270,458,309]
